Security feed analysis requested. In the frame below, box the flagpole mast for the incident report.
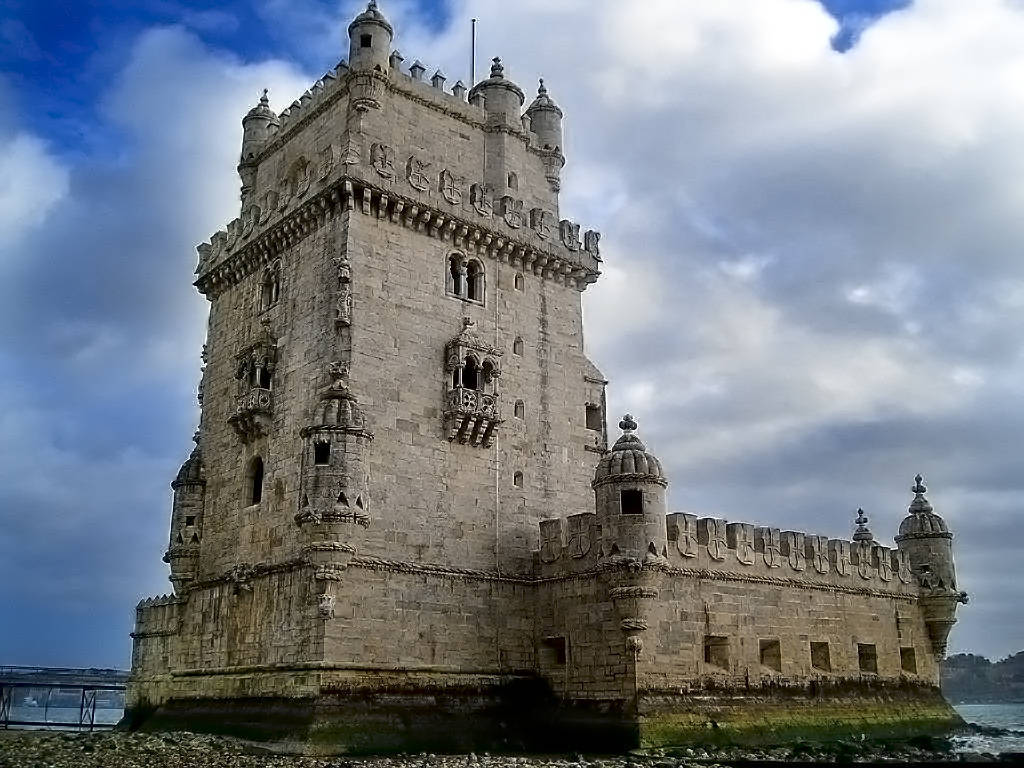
[471,18,477,86]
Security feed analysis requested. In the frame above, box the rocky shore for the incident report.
[0,729,1012,767]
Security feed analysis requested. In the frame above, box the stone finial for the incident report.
[619,414,637,433]
[452,80,466,99]
[538,78,547,95]
[260,88,269,105]
[490,57,504,79]
[853,508,873,543]
[409,60,426,80]
[909,473,934,514]
[431,69,446,89]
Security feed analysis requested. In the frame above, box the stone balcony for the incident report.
[444,386,501,447]
[229,387,273,442]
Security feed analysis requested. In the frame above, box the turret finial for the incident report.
[368,0,378,9]
[538,78,547,95]
[909,473,933,515]
[490,57,504,78]
[260,88,269,106]
[619,414,637,433]
[853,508,873,543]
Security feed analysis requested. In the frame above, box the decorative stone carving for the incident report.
[727,522,755,565]
[470,183,492,217]
[807,535,829,574]
[439,169,464,205]
[783,531,806,571]
[758,527,782,568]
[500,196,523,228]
[371,143,395,179]
[318,144,338,181]
[317,593,336,619]
[584,229,601,258]
[625,635,643,657]
[406,155,431,191]
[856,542,875,580]
[539,518,562,563]
[874,545,893,582]
[829,539,852,577]
[668,512,698,558]
[895,549,913,583]
[530,208,553,240]
[699,518,728,561]
[334,253,353,328]
[559,219,581,251]
[444,318,503,447]
[566,513,592,558]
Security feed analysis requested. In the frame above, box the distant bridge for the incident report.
[0,666,128,731]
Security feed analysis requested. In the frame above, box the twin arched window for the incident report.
[453,355,496,392]
[447,254,484,303]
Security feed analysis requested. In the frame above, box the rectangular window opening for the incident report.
[858,643,878,674]
[704,635,729,670]
[620,489,644,515]
[810,641,831,672]
[313,441,331,465]
[900,646,918,674]
[360,34,372,48]
[585,404,603,431]
[184,515,196,527]
[541,636,567,666]
[759,638,782,672]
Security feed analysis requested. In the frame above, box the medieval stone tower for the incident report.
[128,3,966,752]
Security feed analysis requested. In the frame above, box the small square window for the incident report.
[704,635,729,669]
[759,638,782,672]
[585,404,603,432]
[184,515,196,527]
[900,647,917,674]
[313,441,331,465]
[620,489,643,515]
[858,643,878,674]
[810,641,831,672]
[360,34,372,48]
[541,636,566,666]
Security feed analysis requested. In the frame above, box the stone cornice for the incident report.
[195,175,600,299]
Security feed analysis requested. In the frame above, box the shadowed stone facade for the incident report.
[127,2,968,752]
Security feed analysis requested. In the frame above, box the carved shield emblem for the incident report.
[856,542,875,580]
[699,518,728,561]
[406,155,430,191]
[439,169,464,205]
[895,549,912,583]
[471,183,492,216]
[727,522,755,565]
[539,519,562,564]
[319,144,338,181]
[828,539,851,577]
[559,219,581,251]
[669,513,698,558]
[806,535,829,574]
[501,196,524,228]
[530,208,553,240]
[566,514,592,559]
[783,531,806,571]
[584,230,601,257]
[874,546,893,582]
[758,527,782,568]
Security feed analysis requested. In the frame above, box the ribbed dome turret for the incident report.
[593,415,667,487]
[897,474,950,538]
[348,0,392,36]
[171,447,205,488]
[525,78,562,118]
[244,89,278,123]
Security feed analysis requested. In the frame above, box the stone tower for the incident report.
[129,2,967,751]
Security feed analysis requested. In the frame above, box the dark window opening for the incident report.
[184,515,196,526]
[586,404,603,431]
[360,34,372,48]
[249,457,264,505]
[481,359,495,391]
[514,400,525,419]
[810,641,831,672]
[463,357,480,390]
[257,367,272,389]
[900,647,917,674]
[514,272,524,290]
[513,337,524,355]
[449,255,464,296]
[466,260,482,301]
[507,172,518,191]
[313,441,330,465]
[759,639,782,672]
[541,636,566,666]
[620,489,643,515]
[513,471,524,488]
[858,643,878,674]
[704,635,729,669]
[356,496,364,509]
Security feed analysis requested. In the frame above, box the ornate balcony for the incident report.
[229,387,273,442]
[445,386,501,447]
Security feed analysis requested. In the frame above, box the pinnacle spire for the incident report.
[853,508,873,543]
[538,78,547,95]
[490,57,504,78]
[909,473,933,514]
[619,413,637,433]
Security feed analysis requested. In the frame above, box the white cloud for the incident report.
[0,132,68,250]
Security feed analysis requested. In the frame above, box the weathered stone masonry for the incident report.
[128,2,968,751]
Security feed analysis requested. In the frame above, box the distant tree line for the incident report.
[942,651,1024,703]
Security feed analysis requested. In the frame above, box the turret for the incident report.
[347,1,393,73]
[592,414,668,561]
[895,474,968,656]
[467,57,525,128]
[238,90,278,206]
[525,79,563,152]
[164,442,206,593]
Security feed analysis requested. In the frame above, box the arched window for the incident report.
[514,400,525,419]
[248,456,264,505]
[513,337,524,356]
[463,356,480,390]
[514,272,524,291]
[513,471,524,488]
[466,260,483,302]
[481,359,495,392]
[260,263,280,310]
[507,172,518,191]
[449,255,464,297]
[257,365,272,389]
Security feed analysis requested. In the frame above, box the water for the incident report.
[953,703,1024,755]
[8,704,123,730]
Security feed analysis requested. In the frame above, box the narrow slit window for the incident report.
[514,273,524,291]
[620,489,643,515]
[249,457,264,505]
[514,400,525,419]
[513,337,524,356]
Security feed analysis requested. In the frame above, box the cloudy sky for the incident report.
[2,0,1022,668]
